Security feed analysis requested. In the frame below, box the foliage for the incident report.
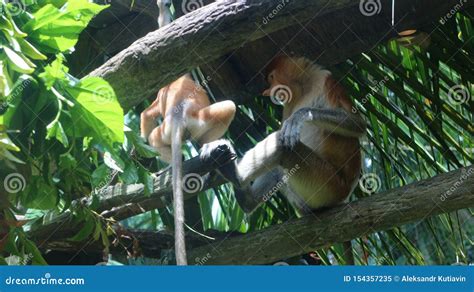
[0,0,155,265]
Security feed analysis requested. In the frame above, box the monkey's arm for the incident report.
[140,98,163,141]
[200,139,284,213]
[280,107,366,149]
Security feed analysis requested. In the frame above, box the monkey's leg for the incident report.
[192,101,236,143]
[148,125,172,163]
[280,142,353,210]
[234,169,283,213]
[237,142,352,212]
[140,98,162,141]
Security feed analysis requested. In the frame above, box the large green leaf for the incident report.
[66,77,124,150]
[23,177,58,210]
[23,0,108,53]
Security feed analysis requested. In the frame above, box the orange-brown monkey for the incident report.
[141,0,236,265]
[201,56,366,214]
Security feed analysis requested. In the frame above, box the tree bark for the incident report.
[188,166,474,264]
[29,147,231,250]
[33,167,474,265]
[88,0,359,110]
[88,0,473,111]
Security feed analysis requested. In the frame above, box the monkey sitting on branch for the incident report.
[201,56,366,214]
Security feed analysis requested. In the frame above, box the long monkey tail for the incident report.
[171,109,187,265]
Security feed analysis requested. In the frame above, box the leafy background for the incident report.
[0,0,472,265]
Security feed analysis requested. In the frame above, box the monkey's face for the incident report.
[262,59,303,104]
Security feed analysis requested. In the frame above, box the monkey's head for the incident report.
[262,56,314,104]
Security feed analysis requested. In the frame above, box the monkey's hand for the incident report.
[200,140,241,187]
[279,108,311,149]
[200,139,237,167]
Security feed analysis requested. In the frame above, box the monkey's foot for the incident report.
[199,139,236,167]
[234,187,262,213]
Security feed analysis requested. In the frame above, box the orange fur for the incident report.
[141,74,236,162]
[264,56,363,209]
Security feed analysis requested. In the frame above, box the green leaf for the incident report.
[0,15,14,33]
[138,165,154,196]
[3,13,27,37]
[0,60,13,97]
[69,218,95,242]
[103,151,125,173]
[23,239,47,265]
[0,256,8,265]
[24,1,108,53]
[46,119,69,147]
[125,129,159,158]
[58,153,77,169]
[2,46,35,74]
[38,55,68,88]
[66,77,124,150]
[18,38,47,60]
[120,163,138,184]
[23,177,58,210]
[91,163,110,190]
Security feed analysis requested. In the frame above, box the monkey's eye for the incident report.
[268,72,275,82]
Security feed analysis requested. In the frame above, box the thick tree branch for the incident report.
[88,0,471,111]
[33,167,474,265]
[88,0,359,110]
[29,148,231,250]
[187,166,474,265]
[94,155,226,221]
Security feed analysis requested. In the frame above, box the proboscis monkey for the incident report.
[201,56,366,215]
[141,0,236,265]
